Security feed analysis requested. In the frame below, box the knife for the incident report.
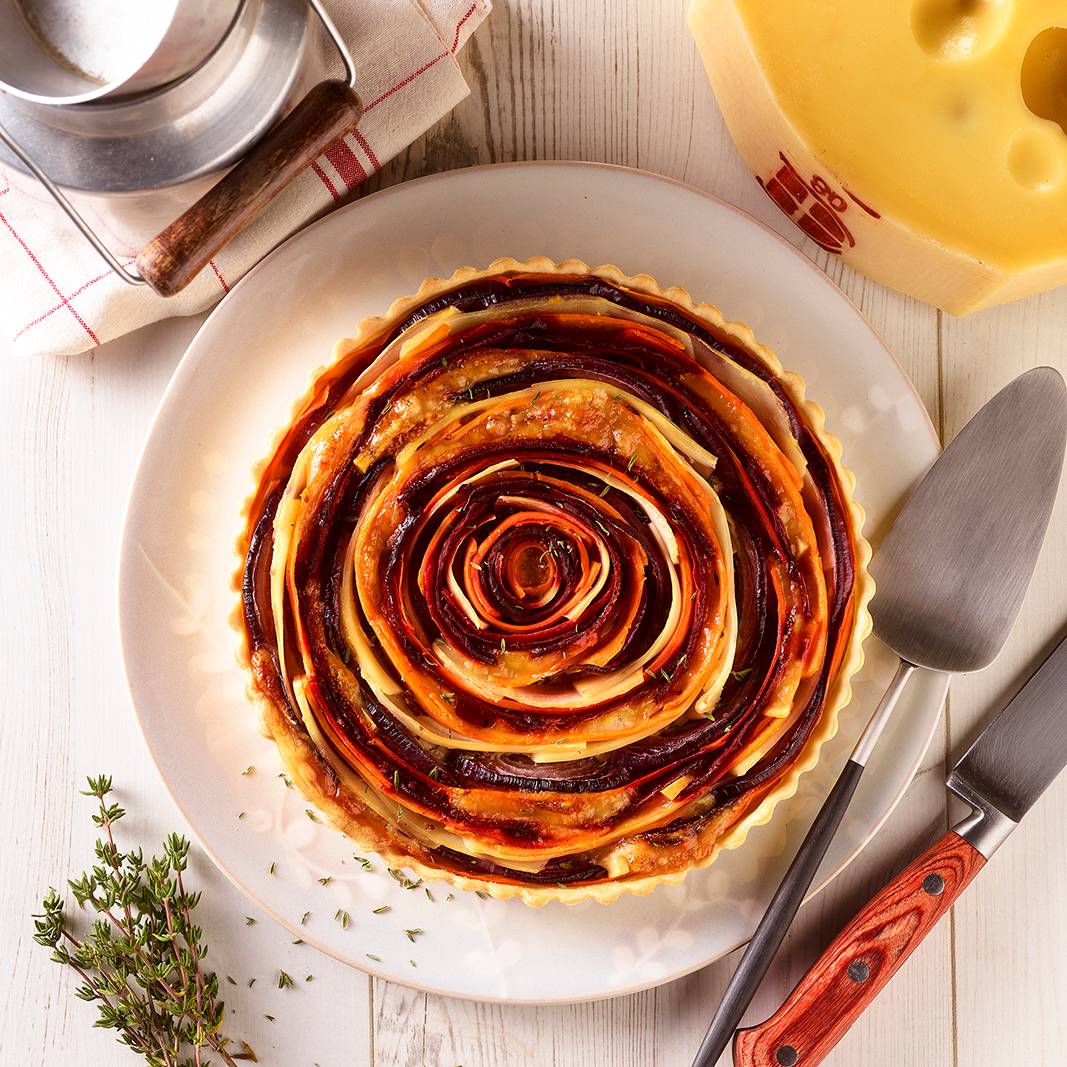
[732,624,1067,1067]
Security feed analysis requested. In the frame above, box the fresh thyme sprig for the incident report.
[32,775,252,1067]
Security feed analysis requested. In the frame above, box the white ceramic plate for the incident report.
[119,162,948,1004]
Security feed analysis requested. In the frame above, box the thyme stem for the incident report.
[32,776,246,1067]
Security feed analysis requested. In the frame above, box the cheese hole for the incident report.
[1021,28,1067,139]
[1007,129,1067,192]
[911,0,1011,61]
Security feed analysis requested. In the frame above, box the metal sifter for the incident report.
[0,0,363,296]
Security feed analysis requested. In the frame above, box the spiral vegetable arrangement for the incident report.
[236,259,871,904]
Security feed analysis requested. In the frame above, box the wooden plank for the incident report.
[937,282,1067,1067]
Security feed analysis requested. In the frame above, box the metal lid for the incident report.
[0,0,311,193]
[0,0,243,105]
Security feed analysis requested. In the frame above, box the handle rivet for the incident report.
[775,1046,799,1066]
[847,959,870,983]
[923,873,945,896]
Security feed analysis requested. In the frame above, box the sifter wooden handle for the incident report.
[135,79,362,297]
[733,831,986,1067]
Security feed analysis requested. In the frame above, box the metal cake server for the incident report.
[691,366,1067,1067]
[734,619,1067,1066]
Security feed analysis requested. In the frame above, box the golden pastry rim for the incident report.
[229,256,874,907]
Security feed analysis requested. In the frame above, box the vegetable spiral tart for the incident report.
[234,258,872,905]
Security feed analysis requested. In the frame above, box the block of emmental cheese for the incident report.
[688,0,1067,315]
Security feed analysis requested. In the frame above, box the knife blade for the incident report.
[732,626,1067,1067]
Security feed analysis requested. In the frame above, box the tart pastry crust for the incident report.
[233,257,872,905]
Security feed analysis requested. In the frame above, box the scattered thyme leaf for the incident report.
[386,868,422,890]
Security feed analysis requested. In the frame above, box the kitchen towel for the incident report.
[0,0,491,358]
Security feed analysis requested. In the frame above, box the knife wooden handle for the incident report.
[733,831,986,1067]
[136,80,362,297]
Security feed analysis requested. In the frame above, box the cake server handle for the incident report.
[689,661,915,1067]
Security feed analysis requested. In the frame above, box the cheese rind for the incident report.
[688,0,1067,315]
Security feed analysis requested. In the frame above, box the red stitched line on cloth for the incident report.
[452,3,478,53]
[363,50,450,114]
[0,208,102,346]
[326,141,368,191]
[352,129,379,173]
[312,141,368,199]
[312,30,479,195]
[312,161,340,201]
[208,260,230,293]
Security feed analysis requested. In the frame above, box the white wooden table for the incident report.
[4,3,1066,1065]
